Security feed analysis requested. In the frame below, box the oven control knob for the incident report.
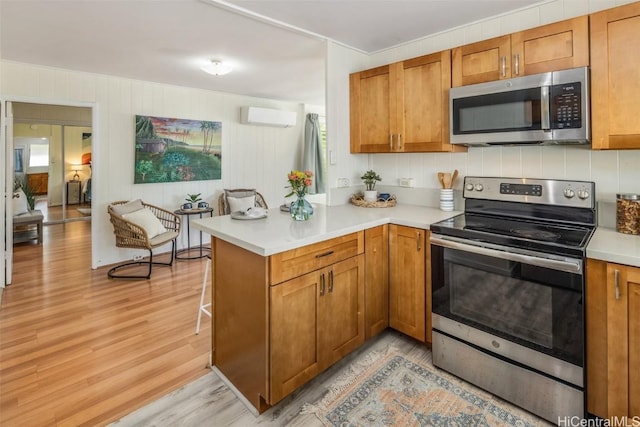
[466,183,474,191]
[563,188,575,199]
[577,190,590,200]
[475,184,484,192]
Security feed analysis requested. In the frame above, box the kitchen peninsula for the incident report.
[192,202,640,417]
[191,204,458,413]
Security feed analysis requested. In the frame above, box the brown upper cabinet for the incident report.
[590,2,640,150]
[452,16,589,86]
[350,50,463,153]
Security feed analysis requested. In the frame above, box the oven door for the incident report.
[430,235,584,380]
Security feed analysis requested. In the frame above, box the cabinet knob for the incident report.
[615,269,620,300]
[320,273,325,296]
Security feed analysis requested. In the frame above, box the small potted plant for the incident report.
[361,170,381,202]
[183,193,202,210]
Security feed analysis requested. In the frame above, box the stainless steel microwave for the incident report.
[449,67,589,146]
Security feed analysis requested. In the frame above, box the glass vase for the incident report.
[290,195,314,221]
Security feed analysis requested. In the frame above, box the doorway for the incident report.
[12,103,92,224]
[4,101,95,286]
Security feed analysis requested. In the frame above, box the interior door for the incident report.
[2,101,14,286]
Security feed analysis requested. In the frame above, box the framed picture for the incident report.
[134,115,222,184]
[14,147,24,173]
[82,132,92,166]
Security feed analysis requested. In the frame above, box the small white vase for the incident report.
[440,189,454,211]
[364,190,378,202]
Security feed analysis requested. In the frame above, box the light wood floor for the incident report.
[34,197,92,223]
[114,330,428,426]
[1,221,211,426]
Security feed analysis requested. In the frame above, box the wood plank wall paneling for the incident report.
[0,221,211,426]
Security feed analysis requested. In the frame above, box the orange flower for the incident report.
[286,169,313,198]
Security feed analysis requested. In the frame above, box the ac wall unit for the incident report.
[240,106,297,128]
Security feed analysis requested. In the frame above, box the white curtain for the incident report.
[302,113,324,194]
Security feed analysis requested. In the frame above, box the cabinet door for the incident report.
[586,258,608,418]
[350,65,395,153]
[511,16,588,77]
[452,35,511,86]
[389,225,426,341]
[270,271,322,404]
[607,263,640,417]
[28,173,48,195]
[320,255,365,368]
[400,51,460,152]
[591,2,640,149]
[364,225,388,339]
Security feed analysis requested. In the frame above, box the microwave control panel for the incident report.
[551,82,582,129]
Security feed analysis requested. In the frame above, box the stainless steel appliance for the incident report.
[430,176,596,423]
[449,67,589,146]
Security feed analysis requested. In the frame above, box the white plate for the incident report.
[230,211,268,220]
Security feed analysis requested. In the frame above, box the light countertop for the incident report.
[192,203,640,267]
[586,227,640,268]
[191,204,460,256]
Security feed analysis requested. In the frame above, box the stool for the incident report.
[196,256,212,335]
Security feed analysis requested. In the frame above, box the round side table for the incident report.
[174,207,214,260]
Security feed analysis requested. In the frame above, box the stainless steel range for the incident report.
[430,176,596,423]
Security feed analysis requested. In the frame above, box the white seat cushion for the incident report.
[149,230,180,246]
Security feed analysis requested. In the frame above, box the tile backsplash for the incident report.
[331,146,638,228]
[366,146,639,204]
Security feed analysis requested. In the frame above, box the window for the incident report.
[29,143,49,167]
[14,148,24,172]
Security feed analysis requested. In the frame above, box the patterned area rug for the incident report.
[302,347,550,427]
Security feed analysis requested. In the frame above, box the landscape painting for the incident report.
[134,115,222,184]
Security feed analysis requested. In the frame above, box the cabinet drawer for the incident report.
[270,232,364,285]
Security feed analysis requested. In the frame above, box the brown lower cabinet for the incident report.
[212,233,365,412]
[212,225,437,413]
[270,255,365,404]
[364,225,389,339]
[388,224,428,343]
[586,259,640,418]
[27,173,48,195]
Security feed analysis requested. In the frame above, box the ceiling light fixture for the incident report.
[201,60,233,76]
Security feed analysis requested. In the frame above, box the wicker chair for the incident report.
[217,189,268,215]
[107,200,181,279]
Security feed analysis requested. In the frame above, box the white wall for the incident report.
[325,0,640,207]
[1,60,306,268]
[325,42,370,205]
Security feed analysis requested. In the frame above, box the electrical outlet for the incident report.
[398,178,415,187]
[336,178,350,188]
[133,255,144,261]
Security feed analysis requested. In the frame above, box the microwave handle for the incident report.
[541,86,551,131]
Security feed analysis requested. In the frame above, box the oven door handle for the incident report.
[430,235,582,274]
